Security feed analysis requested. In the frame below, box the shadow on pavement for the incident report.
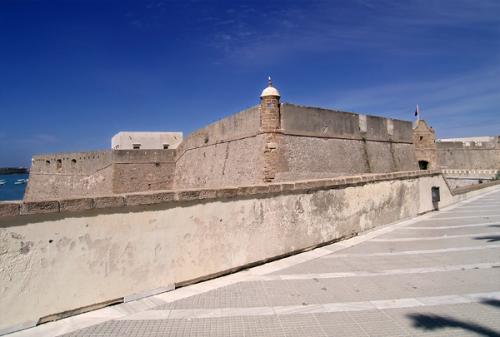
[474,235,500,242]
[407,313,500,337]
[481,299,500,309]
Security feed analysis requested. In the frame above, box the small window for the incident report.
[163,144,169,149]
[419,136,423,141]
[133,143,141,150]
[71,159,77,165]
[46,160,50,165]
[56,159,62,171]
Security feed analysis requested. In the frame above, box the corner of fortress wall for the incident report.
[172,102,421,190]
[413,122,500,171]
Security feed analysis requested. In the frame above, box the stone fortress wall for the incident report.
[22,80,498,201]
[24,91,420,198]
[412,120,499,188]
[25,150,176,201]
[413,120,499,171]
[173,103,419,189]
[412,120,439,170]
[25,151,114,201]
[274,104,417,181]
[436,136,500,170]
[173,105,266,189]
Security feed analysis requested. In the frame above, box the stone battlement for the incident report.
[3,170,440,218]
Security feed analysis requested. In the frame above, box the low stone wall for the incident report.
[451,179,500,195]
[442,169,499,190]
[1,170,494,334]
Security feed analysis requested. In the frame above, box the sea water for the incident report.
[0,173,29,201]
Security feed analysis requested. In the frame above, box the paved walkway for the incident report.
[10,188,500,337]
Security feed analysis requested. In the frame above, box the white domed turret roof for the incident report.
[260,77,280,97]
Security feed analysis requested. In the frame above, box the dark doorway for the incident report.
[418,160,429,170]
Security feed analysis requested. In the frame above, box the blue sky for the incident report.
[0,0,499,167]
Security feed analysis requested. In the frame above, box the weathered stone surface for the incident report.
[0,202,20,217]
[0,173,465,331]
[268,184,282,193]
[0,170,452,218]
[20,200,59,215]
[125,191,175,206]
[280,182,296,192]
[59,198,94,213]
[25,150,177,202]
[198,189,217,200]
[176,190,201,201]
[215,188,238,199]
[414,120,500,171]
[93,196,125,209]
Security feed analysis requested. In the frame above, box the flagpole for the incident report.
[417,104,420,121]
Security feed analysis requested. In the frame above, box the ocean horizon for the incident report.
[0,173,28,201]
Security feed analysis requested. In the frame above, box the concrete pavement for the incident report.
[9,188,500,337]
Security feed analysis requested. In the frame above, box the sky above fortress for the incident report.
[0,0,499,166]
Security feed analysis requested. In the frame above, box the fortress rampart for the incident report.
[25,149,176,201]
[24,92,420,198]
[173,102,418,189]
[413,120,499,174]
[1,170,499,333]
[274,104,417,181]
[173,105,265,189]
[436,138,500,170]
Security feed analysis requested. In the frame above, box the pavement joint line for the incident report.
[256,262,500,281]
[8,187,500,337]
[371,232,500,242]
[404,221,500,229]
[118,291,500,320]
[443,210,500,216]
[322,244,500,258]
[429,214,500,220]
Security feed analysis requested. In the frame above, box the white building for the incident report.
[111,132,183,150]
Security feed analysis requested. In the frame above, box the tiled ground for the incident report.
[11,189,500,337]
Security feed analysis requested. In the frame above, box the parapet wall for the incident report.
[1,169,470,333]
[413,121,499,172]
[274,104,418,181]
[25,150,177,201]
[436,137,500,170]
[29,150,113,175]
[25,151,114,201]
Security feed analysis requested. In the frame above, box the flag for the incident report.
[414,104,420,119]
